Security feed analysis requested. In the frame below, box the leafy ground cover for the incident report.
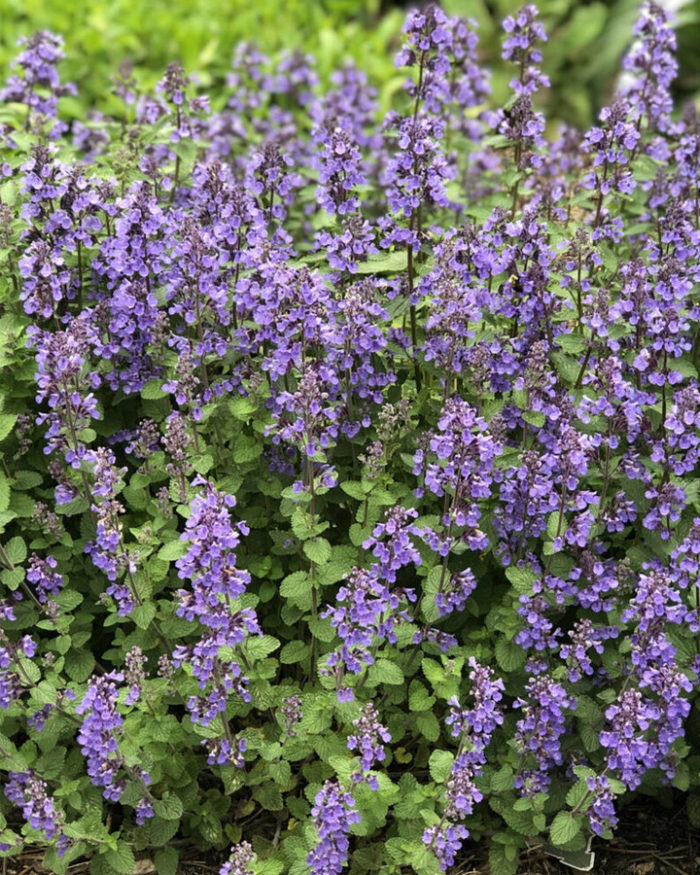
[2,3,700,875]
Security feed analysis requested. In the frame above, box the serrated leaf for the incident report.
[408,680,435,712]
[157,539,187,561]
[416,711,440,742]
[245,635,280,660]
[18,657,40,684]
[145,816,178,846]
[269,759,291,786]
[280,571,312,606]
[153,793,183,821]
[556,335,586,354]
[132,602,156,630]
[566,779,590,809]
[0,414,17,442]
[0,474,10,515]
[428,750,454,783]
[505,566,536,594]
[12,470,42,491]
[233,436,263,464]
[229,396,257,420]
[141,381,169,400]
[491,766,514,792]
[279,640,309,664]
[4,535,27,565]
[105,842,135,875]
[303,537,331,565]
[549,811,581,847]
[65,649,95,682]
[340,481,367,501]
[355,250,408,275]
[495,638,526,672]
[90,852,118,875]
[154,847,179,875]
[252,781,283,811]
[1,566,24,589]
[368,658,403,686]
[489,840,519,875]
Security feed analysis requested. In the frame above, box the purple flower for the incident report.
[586,775,618,836]
[307,780,361,875]
[423,823,469,871]
[4,770,68,854]
[26,554,63,604]
[619,2,677,135]
[173,480,259,733]
[76,673,134,802]
[425,660,504,869]
[1,31,76,130]
[513,676,576,796]
[362,506,423,584]
[501,5,549,96]
[322,564,416,694]
[281,693,302,737]
[220,842,255,875]
[347,702,391,788]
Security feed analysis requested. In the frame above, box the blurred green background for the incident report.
[2,0,700,127]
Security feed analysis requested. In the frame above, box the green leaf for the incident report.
[145,816,179,846]
[340,480,367,501]
[0,474,9,514]
[368,658,403,686]
[233,436,263,464]
[495,638,526,672]
[229,396,257,420]
[269,759,291,786]
[428,749,454,783]
[252,781,283,811]
[65,649,95,682]
[18,657,40,684]
[566,779,590,809]
[416,711,440,742]
[157,539,187,561]
[153,792,183,821]
[254,859,284,875]
[245,635,280,660]
[549,811,582,847]
[279,571,312,607]
[556,335,586,354]
[489,840,519,875]
[1,566,24,590]
[132,603,156,630]
[491,766,514,793]
[522,410,546,427]
[551,351,580,384]
[505,566,536,594]
[0,414,17,442]
[279,640,309,664]
[4,535,26,565]
[13,470,42,490]
[303,537,331,565]
[105,842,135,875]
[408,680,435,712]
[154,847,179,875]
[355,250,408,274]
[55,590,83,612]
[90,852,118,875]
[141,380,168,400]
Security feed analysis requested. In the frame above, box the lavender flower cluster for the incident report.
[1,3,700,875]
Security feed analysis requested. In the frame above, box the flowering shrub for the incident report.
[1,4,700,874]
